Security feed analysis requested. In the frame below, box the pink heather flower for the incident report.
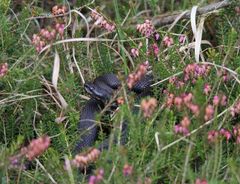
[40,29,56,40]
[91,9,115,32]
[176,81,185,88]
[204,105,214,121]
[219,128,231,142]
[89,168,104,184]
[222,74,229,82]
[236,136,240,144]
[169,77,185,89]
[123,164,133,176]
[183,93,193,105]
[55,23,65,35]
[220,95,227,106]
[217,69,230,82]
[233,126,240,144]
[203,84,211,95]
[208,130,219,143]
[180,116,190,128]
[195,178,208,184]
[89,175,97,184]
[21,136,51,161]
[169,76,177,84]
[0,63,8,77]
[131,48,139,58]
[152,43,159,56]
[163,36,173,47]
[174,96,183,110]
[174,124,189,135]
[32,22,65,52]
[188,104,200,116]
[96,169,104,181]
[184,64,211,82]
[166,93,174,108]
[179,35,186,44]
[136,19,155,37]
[213,96,220,106]
[233,126,240,136]
[154,33,160,41]
[230,100,240,117]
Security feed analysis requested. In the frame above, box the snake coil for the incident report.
[75,73,153,153]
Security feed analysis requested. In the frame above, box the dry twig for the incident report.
[152,0,230,26]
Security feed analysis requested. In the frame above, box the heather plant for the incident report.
[0,0,240,184]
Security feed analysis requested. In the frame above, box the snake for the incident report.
[75,73,153,153]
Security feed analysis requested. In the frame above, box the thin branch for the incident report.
[152,0,230,27]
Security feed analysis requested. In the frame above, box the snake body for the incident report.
[75,73,153,153]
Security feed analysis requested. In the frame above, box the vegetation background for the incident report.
[0,0,240,183]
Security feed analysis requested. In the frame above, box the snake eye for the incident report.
[84,83,95,95]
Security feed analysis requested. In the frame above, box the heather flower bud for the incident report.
[163,36,173,47]
[208,130,219,143]
[195,178,208,184]
[0,63,8,77]
[179,35,186,44]
[204,105,214,121]
[123,164,133,176]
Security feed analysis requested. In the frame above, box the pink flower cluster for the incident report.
[141,98,158,118]
[152,43,159,56]
[212,95,227,106]
[217,69,230,82]
[71,148,101,168]
[90,9,115,32]
[52,5,68,15]
[204,105,214,121]
[163,36,173,47]
[204,94,226,121]
[0,63,8,77]
[166,92,200,116]
[21,136,51,161]
[127,61,149,89]
[207,130,219,143]
[32,23,65,52]
[136,20,155,37]
[169,76,185,89]
[131,48,139,58]
[174,116,191,136]
[32,4,67,53]
[184,64,211,83]
[195,178,208,184]
[123,163,133,176]
[179,35,186,44]
[131,42,143,58]
[230,100,240,117]
[203,83,211,95]
[233,125,240,144]
[89,168,104,184]
[208,128,232,143]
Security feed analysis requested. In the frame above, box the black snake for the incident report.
[75,73,153,153]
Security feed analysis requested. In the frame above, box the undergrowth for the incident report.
[0,0,240,183]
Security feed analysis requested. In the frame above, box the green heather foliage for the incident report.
[0,0,240,183]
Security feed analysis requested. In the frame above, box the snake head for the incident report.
[84,82,109,102]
